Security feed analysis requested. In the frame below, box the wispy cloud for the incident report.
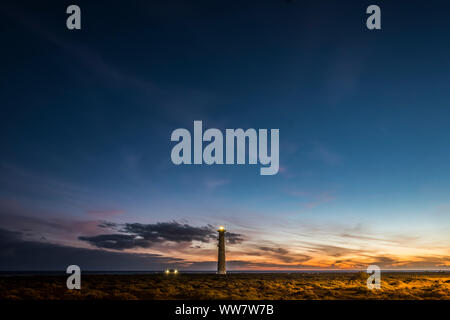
[309,143,342,166]
[86,209,125,218]
[204,178,231,191]
[288,189,337,209]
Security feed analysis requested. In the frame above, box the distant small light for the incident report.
[165,269,169,274]
[174,269,178,274]
[218,226,225,231]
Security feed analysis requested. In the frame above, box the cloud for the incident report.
[226,232,244,244]
[242,245,311,265]
[309,143,341,166]
[98,221,120,229]
[1,224,449,271]
[303,243,362,258]
[259,246,289,255]
[86,210,125,218]
[0,228,182,271]
[303,192,336,209]
[124,222,216,243]
[331,255,450,270]
[339,232,421,246]
[0,204,104,247]
[0,164,96,208]
[1,199,447,270]
[288,190,337,209]
[79,221,244,250]
[204,178,230,191]
[0,164,128,215]
[78,234,152,250]
[185,260,315,271]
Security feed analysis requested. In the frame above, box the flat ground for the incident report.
[1,272,449,300]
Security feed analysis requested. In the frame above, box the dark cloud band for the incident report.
[79,221,244,250]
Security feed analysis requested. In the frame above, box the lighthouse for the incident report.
[217,226,226,275]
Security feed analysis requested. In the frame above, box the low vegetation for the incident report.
[1,272,449,300]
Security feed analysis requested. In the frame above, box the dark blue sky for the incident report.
[1,0,449,270]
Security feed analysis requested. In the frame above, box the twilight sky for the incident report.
[0,0,449,270]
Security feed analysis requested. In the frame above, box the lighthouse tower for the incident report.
[217,226,226,275]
